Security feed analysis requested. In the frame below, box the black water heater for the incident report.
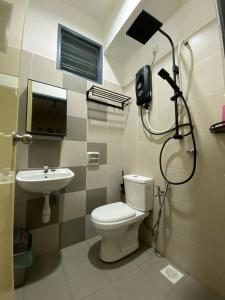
[135,65,152,108]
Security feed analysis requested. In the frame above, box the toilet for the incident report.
[91,174,154,262]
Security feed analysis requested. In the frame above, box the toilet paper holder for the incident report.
[87,152,100,166]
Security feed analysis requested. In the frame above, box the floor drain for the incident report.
[160,264,184,284]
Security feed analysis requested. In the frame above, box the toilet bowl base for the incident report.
[100,240,139,263]
[97,220,142,263]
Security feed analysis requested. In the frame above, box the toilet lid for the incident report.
[91,202,136,223]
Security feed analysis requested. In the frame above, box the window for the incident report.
[57,24,103,84]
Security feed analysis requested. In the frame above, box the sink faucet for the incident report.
[43,166,49,174]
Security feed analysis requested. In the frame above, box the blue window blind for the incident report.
[57,25,103,84]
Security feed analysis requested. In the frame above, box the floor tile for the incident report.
[25,251,62,284]
[82,285,120,300]
[59,216,85,248]
[86,235,102,247]
[167,276,224,300]
[15,287,24,300]
[139,252,186,294]
[64,259,110,300]
[61,241,90,269]
[24,267,71,300]
[87,239,138,283]
[131,245,155,266]
[112,268,165,300]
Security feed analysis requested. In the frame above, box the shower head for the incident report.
[126,10,163,44]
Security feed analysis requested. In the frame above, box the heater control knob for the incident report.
[137,82,142,90]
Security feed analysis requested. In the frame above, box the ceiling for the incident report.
[63,0,124,24]
[105,0,188,62]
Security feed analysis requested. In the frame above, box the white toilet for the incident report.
[91,174,154,262]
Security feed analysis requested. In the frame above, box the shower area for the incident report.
[0,0,225,299]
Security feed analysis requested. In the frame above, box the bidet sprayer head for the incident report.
[158,68,180,93]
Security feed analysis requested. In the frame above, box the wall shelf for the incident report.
[209,121,225,133]
[86,85,131,110]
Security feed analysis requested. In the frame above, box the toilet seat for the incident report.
[92,202,136,223]
[91,202,147,230]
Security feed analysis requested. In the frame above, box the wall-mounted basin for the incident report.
[16,168,74,194]
[16,168,74,223]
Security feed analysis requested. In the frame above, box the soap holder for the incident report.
[87,152,100,166]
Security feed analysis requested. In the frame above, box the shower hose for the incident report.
[140,40,197,185]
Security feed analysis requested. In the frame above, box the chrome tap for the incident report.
[43,166,49,174]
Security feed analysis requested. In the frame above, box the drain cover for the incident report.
[160,264,184,284]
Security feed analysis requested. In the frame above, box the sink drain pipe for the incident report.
[42,194,51,223]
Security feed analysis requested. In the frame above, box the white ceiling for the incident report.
[105,0,187,62]
[63,0,124,24]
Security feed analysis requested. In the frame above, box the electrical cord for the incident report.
[140,107,190,136]
[143,40,194,135]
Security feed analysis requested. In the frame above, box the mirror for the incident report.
[26,80,67,137]
[216,0,225,56]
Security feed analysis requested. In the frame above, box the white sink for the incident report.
[16,168,74,194]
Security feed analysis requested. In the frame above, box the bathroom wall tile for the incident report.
[59,216,85,248]
[85,214,96,239]
[67,90,87,118]
[107,104,125,144]
[107,143,124,165]
[64,166,86,193]
[60,140,87,167]
[107,164,124,204]
[86,165,107,190]
[31,224,59,257]
[189,19,221,65]
[14,183,41,228]
[157,228,190,273]
[87,142,107,165]
[124,120,138,144]
[87,119,108,143]
[17,50,33,133]
[66,116,87,141]
[28,139,61,168]
[187,242,225,298]
[32,54,63,87]
[63,72,87,94]
[86,187,107,214]
[87,101,107,122]
[0,47,20,76]
[138,141,157,167]
[16,143,29,170]
[59,191,86,222]
[190,51,224,100]
[123,143,138,169]
[26,195,59,230]
[197,133,225,172]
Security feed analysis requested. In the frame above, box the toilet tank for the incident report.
[123,174,154,212]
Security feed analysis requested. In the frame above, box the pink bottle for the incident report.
[222,105,225,123]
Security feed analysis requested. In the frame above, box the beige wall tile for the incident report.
[59,191,86,222]
[67,91,87,118]
[107,143,124,165]
[87,119,108,143]
[85,214,96,239]
[32,54,63,87]
[60,140,87,167]
[86,165,107,190]
[0,47,20,76]
[107,164,124,203]
[31,224,59,257]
